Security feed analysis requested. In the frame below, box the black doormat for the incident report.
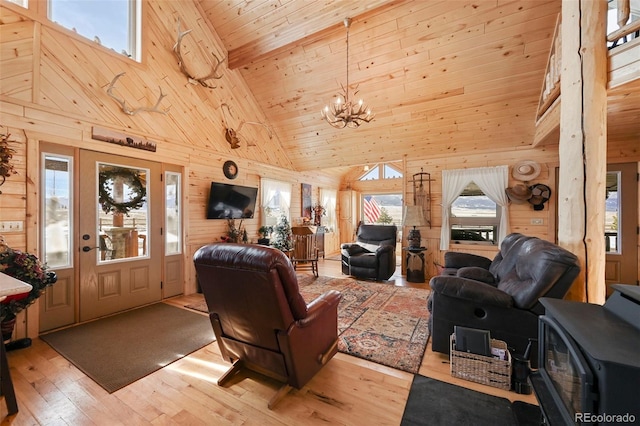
[401,375,542,426]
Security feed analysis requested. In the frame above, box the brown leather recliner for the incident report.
[193,243,342,409]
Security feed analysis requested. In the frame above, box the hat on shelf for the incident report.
[505,184,532,203]
[528,183,551,210]
[512,160,541,182]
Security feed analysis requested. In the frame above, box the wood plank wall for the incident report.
[0,1,638,303]
[0,2,340,300]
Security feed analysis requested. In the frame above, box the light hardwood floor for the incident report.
[1,256,537,425]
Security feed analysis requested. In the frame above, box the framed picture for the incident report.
[301,183,312,219]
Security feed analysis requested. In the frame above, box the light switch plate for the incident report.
[0,221,24,232]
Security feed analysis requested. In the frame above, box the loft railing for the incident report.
[608,0,640,48]
[536,1,639,121]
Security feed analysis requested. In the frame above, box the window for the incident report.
[48,0,141,61]
[450,182,500,244]
[165,171,182,255]
[260,178,291,227]
[42,154,73,268]
[440,166,509,250]
[359,163,403,181]
[319,188,337,233]
[362,193,402,225]
[605,172,620,253]
[6,0,27,8]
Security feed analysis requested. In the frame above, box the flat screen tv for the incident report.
[206,182,258,219]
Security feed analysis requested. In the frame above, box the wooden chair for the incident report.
[291,226,319,277]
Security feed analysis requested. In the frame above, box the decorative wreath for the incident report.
[98,167,146,216]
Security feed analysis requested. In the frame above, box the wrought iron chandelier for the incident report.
[321,18,375,129]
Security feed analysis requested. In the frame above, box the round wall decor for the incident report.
[223,160,238,179]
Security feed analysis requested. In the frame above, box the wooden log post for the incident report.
[558,0,608,304]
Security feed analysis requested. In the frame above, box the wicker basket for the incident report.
[450,334,512,390]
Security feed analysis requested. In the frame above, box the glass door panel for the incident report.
[165,171,181,255]
[43,155,72,268]
[97,163,149,262]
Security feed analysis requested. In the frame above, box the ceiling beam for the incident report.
[227,0,404,69]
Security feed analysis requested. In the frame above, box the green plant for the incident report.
[271,215,293,252]
[258,225,273,239]
[0,237,57,322]
[377,207,393,224]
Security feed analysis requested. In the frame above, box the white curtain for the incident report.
[260,178,292,223]
[320,188,337,232]
[440,165,509,250]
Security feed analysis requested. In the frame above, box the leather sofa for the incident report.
[341,224,397,281]
[428,234,580,367]
[193,243,341,408]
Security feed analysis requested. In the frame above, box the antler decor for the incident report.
[173,19,226,88]
[221,103,273,149]
[106,72,169,116]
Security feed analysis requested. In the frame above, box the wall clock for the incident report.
[223,160,238,179]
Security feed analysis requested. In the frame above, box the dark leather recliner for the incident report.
[193,243,342,409]
[340,224,397,281]
[428,234,580,367]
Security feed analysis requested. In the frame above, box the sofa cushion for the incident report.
[358,242,381,253]
[348,253,378,269]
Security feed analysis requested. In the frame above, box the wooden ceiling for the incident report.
[197,0,639,172]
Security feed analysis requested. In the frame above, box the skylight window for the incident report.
[6,0,27,8]
[48,0,141,61]
[359,163,403,181]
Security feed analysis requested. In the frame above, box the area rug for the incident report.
[186,274,430,374]
[401,375,542,426]
[40,303,215,393]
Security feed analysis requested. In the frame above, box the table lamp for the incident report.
[402,205,428,249]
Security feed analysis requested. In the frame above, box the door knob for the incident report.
[82,246,99,252]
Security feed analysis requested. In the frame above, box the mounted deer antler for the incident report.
[237,121,273,147]
[173,18,226,89]
[106,72,169,116]
[221,103,273,149]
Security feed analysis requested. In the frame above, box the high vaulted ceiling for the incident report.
[197,0,639,172]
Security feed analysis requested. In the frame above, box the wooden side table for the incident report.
[403,247,427,283]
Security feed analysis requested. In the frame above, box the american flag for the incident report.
[363,196,381,223]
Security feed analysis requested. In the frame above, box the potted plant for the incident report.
[0,237,57,350]
[0,131,17,194]
[257,225,273,245]
[221,219,244,243]
[312,203,326,226]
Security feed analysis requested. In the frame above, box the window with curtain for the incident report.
[440,166,509,250]
[319,188,337,233]
[260,178,291,227]
[450,182,500,244]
